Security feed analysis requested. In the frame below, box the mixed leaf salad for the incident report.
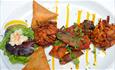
[0,20,38,64]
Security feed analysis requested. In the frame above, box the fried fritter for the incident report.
[92,16,115,50]
[34,21,58,47]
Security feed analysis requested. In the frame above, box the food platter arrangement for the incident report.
[0,0,115,70]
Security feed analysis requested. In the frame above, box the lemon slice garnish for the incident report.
[4,20,28,29]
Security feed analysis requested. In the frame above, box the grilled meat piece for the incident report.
[81,20,95,30]
[34,21,58,47]
[57,25,90,50]
[92,16,115,50]
[59,50,83,65]
[80,20,95,39]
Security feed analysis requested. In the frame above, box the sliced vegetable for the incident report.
[4,20,28,29]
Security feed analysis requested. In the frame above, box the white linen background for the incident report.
[0,0,115,70]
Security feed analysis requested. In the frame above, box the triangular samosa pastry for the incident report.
[32,0,58,29]
[22,47,50,70]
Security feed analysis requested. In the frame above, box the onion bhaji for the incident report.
[92,16,115,50]
[34,21,58,47]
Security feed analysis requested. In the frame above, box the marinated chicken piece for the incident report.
[34,21,58,47]
[49,43,67,58]
[92,16,115,50]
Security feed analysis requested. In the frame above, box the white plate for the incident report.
[0,1,115,70]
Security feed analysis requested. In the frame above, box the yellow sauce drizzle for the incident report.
[86,49,89,66]
[92,14,97,66]
[52,56,55,70]
[76,59,79,70]
[85,12,90,66]
[102,50,106,56]
[93,47,97,66]
[86,12,90,20]
[75,10,82,70]
[77,10,82,25]
[52,0,58,70]
[55,0,58,14]
[92,14,96,23]
[65,4,70,28]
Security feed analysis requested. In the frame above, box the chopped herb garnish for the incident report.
[56,32,62,39]
[74,26,78,32]
[80,32,84,36]
[53,40,62,46]
[59,58,63,62]
[66,44,72,52]
[74,45,79,48]
[70,53,76,59]
[65,45,77,60]
[65,39,80,65]
[79,28,82,33]
[73,58,79,65]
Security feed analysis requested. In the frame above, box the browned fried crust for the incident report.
[34,21,58,47]
[92,16,115,50]
[32,1,58,30]
[22,47,50,70]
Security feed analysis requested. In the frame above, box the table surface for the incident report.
[0,0,115,70]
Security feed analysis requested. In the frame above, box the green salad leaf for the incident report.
[4,49,29,64]
[0,25,36,64]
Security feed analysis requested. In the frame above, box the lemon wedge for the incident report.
[4,20,28,29]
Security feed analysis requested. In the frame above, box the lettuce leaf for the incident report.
[0,25,35,64]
